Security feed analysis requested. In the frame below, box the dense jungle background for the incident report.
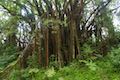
[1,0,120,80]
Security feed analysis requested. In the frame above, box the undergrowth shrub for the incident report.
[49,54,59,69]
[27,52,39,68]
[9,68,39,80]
[9,70,21,80]
[108,47,120,72]
[79,60,98,71]
[81,43,95,60]
[8,59,120,80]
[0,45,18,68]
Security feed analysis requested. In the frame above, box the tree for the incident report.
[0,0,113,68]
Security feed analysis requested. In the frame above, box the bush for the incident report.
[79,60,98,71]
[81,43,95,60]
[108,47,120,71]
[0,45,18,68]
[27,52,39,68]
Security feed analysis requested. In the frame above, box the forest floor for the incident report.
[3,58,120,80]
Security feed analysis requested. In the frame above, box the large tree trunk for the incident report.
[44,28,49,67]
[56,26,63,67]
[68,19,75,61]
[19,43,34,68]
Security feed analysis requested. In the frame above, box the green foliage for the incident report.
[108,47,120,71]
[5,58,120,80]
[3,16,19,36]
[9,68,39,80]
[0,0,120,80]
[0,45,18,68]
[9,70,21,80]
[81,43,95,60]
[27,52,39,68]
[42,18,67,27]
[29,68,39,74]
[49,54,59,69]
[79,60,98,71]
[35,60,120,80]
[45,67,56,78]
